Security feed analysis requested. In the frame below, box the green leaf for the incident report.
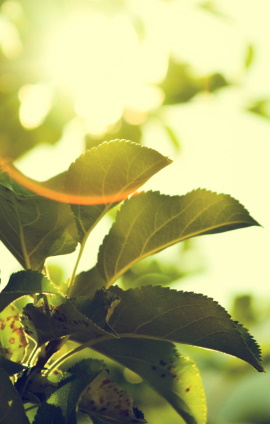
[74,289,121,336]
[93,338,206,424]
[0,357,26,376]
[0,368,30,424]
[33,359,104,424]
[0,270,61,312]
[79,370,146,424]
[0,173,78,270]
[65,140,172,240]
[89,189,260,289]
[22,294,118,347]
[0,303,28,363]
[106,286,263,372]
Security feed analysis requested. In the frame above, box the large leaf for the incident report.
[93,338,206,424]
[0,368,30,424]
[75,189,259,292]
[0,303,28,363]
[65,140,172,240]
[105,286,263,372]
[0,172,78,270]
[0,270,61,313]
[33,359,104,424]
[22,294,119,346]
[79,370,146,424]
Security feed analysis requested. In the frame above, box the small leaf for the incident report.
[245,44,255,69]
[79,370,146,424]
[33,359,104,424]
[0,303,28,363]
[93,338,206,424]
[92,189,260,288]
[0,270,61,312]
[22,294,118,346]
[106,286,263,372]
[0,172,78,270]
[65,140,172,240]
[0,367,30,424]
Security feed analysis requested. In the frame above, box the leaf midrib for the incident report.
[105,219,252,288]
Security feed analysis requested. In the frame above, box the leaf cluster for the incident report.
[0,140,263,424]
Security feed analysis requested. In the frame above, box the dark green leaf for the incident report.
[33,404,65,424]
[0,357,26,376]
[106,286,263,372]
[0,368,30,423]
[0,270,61,312]
[93,338,206,424]
[0,173,78,270]
[91,189,260,289]
[22,294,118,346]
[65,140,172,240]
[79,370,146,423]
[74,289,120,336]
[34,359,104,424]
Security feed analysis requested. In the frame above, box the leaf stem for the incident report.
[44,335,113,376]
[67,238,87,297]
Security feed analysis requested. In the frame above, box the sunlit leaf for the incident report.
[0,270,61,313]
[90,189,259,289]
[65,140,172,240]
[93,338,206,424]
[0,368,30,423]
[0,172,78,270]
[0,303,28,363]
[105,286,263,372]
[33,359,104,424]
[22,294,118,347]
[79,370,146,423]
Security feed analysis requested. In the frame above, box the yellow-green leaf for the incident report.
[93,339,206,424]
[0,304,28,363]
[65,140,172,240]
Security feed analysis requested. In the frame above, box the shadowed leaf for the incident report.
[0,172,78,270]
[33,359,104,424]
[79,370,146,423]
[22,294,118,346]
[0,270,61,313]
[0,368,30,423]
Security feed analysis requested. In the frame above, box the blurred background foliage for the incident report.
[1,0,270,423]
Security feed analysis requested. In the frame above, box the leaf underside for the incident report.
[64,140,172,240]
[0,172,78,270]
[73,189,259,295]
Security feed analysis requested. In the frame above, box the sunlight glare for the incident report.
[42,10,166,134]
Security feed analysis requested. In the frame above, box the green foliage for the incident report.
[0,140,263,424]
